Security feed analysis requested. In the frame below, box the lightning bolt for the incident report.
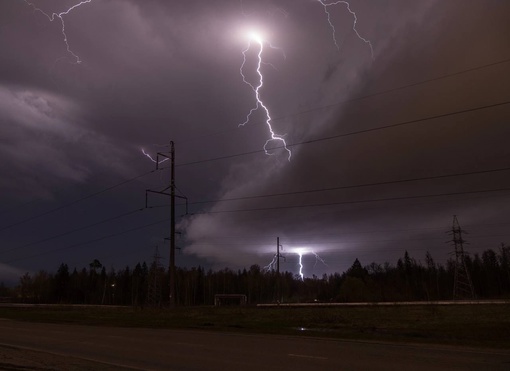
[265,247,326,279]
[141,148,170,165]
[292,248,328,279]
[317,0,374,59]
[297,251,304,280]
[22,0,92,64]
[263,254,278,271]
[240,33,292,161]
[312,251,328,268]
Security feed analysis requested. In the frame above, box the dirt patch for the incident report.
[0,345,133,370]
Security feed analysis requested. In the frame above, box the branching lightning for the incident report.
[23,0,92,64]
[263,254,278,271]
[240,33,292,161]
[316,0,374,59]
[312,251,328,268]
[291,248,329,280]
[264,247,327,279]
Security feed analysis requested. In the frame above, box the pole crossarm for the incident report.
[156,152,171,170]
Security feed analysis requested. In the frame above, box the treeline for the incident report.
[3,246,510,305]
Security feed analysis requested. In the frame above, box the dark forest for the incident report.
[3,246,509,306]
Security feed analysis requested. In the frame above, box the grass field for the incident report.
[0,303,508,349]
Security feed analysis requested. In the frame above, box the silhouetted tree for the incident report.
[18,273,33,302]
[346,258,367,280]
[32,270,53,303]
[0,282,14,298]
[54,263,70,302]
[89,259,102,273]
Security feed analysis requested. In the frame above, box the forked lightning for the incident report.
[22,0,92,64]
[240,32,292,160]
[316,0,374,58]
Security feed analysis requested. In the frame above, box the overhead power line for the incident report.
[0,170,158,234]
[0,101,510,251]
[1,89,508,234]
[195,186,510,215]
[13,163,507,258]
[0,208,145,256]
[292,101,509,147]
[3,57,508,229]
[177,57,510,144]
[184,233,510,250]
[175,100,510,167]
[8,186,510,264]
[184,166,510,206]
[5,217,169,264]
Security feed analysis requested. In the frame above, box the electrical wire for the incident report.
[0,208,145,256]
[175,100,510,167]
[0,169,160,233]
[176,57,510,144]
[2,57,509,231]
[182,166,510,206]
[5,217,169,264]
[192,186,510,215]
[3,68,508,233]
[6,177,510,263]
[2,73,509,258]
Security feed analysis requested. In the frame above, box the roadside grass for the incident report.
[0,304,508,349]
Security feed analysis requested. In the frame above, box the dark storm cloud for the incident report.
[1,0,509,278]
[0,84,132,198]
[180,0,510,273]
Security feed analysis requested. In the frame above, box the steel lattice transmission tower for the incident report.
[450,215,475,300]
[147,246,163,308]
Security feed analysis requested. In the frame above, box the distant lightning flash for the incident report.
[264,247,327,279]
[294,248,327,280]
[263,254,278,271]
[23,0,92,64]
[317,0,374,59]
[312,252,328,268]
[297,251,304,280]
[240,33,292,161]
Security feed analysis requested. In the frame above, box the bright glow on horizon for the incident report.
[263,246,327,279]
[292,247,310,255]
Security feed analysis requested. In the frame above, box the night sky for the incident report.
[1,0,509,284]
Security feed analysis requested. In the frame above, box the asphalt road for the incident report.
[0,320,508,371]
